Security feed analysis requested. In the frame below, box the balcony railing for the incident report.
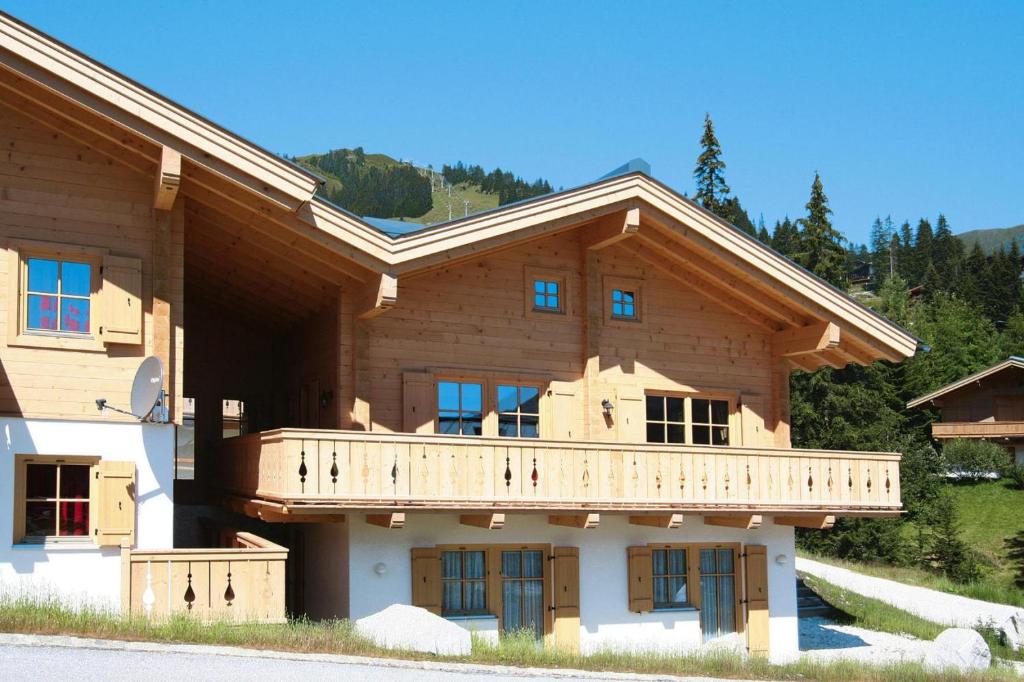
[932,421,1024,439]
[217,429,901,514]
[121,531,288,623]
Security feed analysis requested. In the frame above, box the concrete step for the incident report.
[795,577,844,620]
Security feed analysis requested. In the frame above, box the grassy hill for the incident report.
[958,224,1024,253]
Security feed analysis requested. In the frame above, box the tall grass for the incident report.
[0,593,1018,681]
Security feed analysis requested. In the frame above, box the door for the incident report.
[699,546,738,642]
[501,549,546,638]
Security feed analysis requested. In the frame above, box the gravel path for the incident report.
[797,557,1021,630]
[799,616,931,664]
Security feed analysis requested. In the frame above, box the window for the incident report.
[501,548,545,638]
[611,288,637,320]
[22,461,91,541]
[441,550,487,616]
[652,547,689,609]
[692,398,730,446]
[438,381,483,435]
[646,395,731,446]
[646,395,685,444]
[497,384,540,438]
[24,257,91,334]
[699,547,737,642]
[532,279,561,313]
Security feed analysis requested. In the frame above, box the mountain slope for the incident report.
[958,224,1024,253]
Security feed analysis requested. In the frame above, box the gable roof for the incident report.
[0,10,919,367]
[907,357,1024,408]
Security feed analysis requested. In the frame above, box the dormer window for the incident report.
[611,289,637,320]
[533,279,561,313]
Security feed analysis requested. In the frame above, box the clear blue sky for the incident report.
[5,1,1022,244]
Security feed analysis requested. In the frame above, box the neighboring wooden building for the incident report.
[909,357,1024,464]
[0,12,917,662]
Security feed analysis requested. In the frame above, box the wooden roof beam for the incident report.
[772,322,840,357]
[153,146,181,210]
[460,514,505,530]
[366,513,405,529]
[704,514,762,530]
[549,513,600,529]
[582,207,640,251]
[357,272,398,320]
[629,514,683,529]
[773,514,835,530]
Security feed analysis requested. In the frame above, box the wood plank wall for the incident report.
[0,103,184,420]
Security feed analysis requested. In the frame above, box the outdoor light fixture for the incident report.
[775,554,787,566]
[601,399,614,416]
[373,562,388,576]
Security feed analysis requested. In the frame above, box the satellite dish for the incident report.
[95,356,166,422]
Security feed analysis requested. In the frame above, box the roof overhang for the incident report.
[908,357,1024,408]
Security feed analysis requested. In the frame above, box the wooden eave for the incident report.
[907,357,1024,408]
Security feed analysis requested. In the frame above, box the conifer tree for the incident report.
[693,113,730,217]
[796,173,847,288]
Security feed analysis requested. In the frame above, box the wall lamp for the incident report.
[601,399,614,416]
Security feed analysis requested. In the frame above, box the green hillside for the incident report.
[958,224,1024,253]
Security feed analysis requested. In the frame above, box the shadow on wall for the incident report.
[140,423,175,508]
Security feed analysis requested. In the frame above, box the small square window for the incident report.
[24,257,92,335]
[533,279,561,313]
[611,289,637,320]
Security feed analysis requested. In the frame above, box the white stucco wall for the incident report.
[346,513,798,662]
[0,418,174,610]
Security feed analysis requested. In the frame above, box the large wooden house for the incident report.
[909,357,1024,465]
[0,12,917,662]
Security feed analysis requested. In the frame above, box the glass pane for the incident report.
[520,387,540,414]
[520,416,539,438]
[623,303,635,318]
[692,425,710,445]
[653,576,667,605]
[669,549,687,575]
[534,293,546,308]
[713,427,729,446]
[502,550,522,578]
[462,417,483,436]
[498,415,519,437]
[462,383,483,412]
[59,465,90,499]
[545,295,558,308]
[438,382,460,411]
[646,423,665,444]
[61,262,91,296]
[26,464,57,498]
[612,289,623,302]
[546,281,558,295]
[25,501,56,537]
[652,549,667,576]
[718,575,736,634]
[667,424,685,444]
[671,575,688,604]
[27,258,58,293]
[717,548,734,573]
[497,385,518,413]
[59,501,89,536]
[523,579,544,638]
[443,581,462,612]
[612,302,623,316]
[26,294,59,330]
[666,397,684,423]
[646,395,664,421]
[465,551,485,579]
[502,579,522,631]
[692,399,710,424]
[438,413,461,435]
[523,550,543,578]
[534,280,546,294]
[60,298,90,333]
[465,580,486,611]
[701,575,718,640]
[442,551,462,579]
[700,548,717,574]
[711,400,729,425]
[622,291,635,304]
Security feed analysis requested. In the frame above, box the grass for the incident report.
[0,594,1019,681]
[414,180,500,225]
[947,479,1024,590]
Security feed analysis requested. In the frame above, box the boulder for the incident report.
[999,610,1024,651]
[924,628,991,673]
[355,603,471,656]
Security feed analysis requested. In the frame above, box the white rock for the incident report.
[999,610,1024,651]
[355,603,471,656]
[923,628,991,673]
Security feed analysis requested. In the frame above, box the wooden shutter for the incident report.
[410,547,442,614]
[553,546,580,652]
[101,255,143,345]
[615,385,646,443]
[741,395,766,447]
[626,546,654,612]
[403,372,435,434]
[744,544,770,656]
[92,460,136,546]
[548,381,577,440]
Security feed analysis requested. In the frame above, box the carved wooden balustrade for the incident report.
[218,429,902,514]
[121,531,287,623]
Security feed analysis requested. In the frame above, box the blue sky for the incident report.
[4,1,1022,243]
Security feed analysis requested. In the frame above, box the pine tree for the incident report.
[869,216,895,288]
[913,219,934,284]
[771,218,799,258]
[693,113,730,217]
[796,173,847,288]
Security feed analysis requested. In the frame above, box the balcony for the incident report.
[931,421,1024,440]
[217,429,901,518]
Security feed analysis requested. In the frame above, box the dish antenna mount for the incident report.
[96,356,168,422]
